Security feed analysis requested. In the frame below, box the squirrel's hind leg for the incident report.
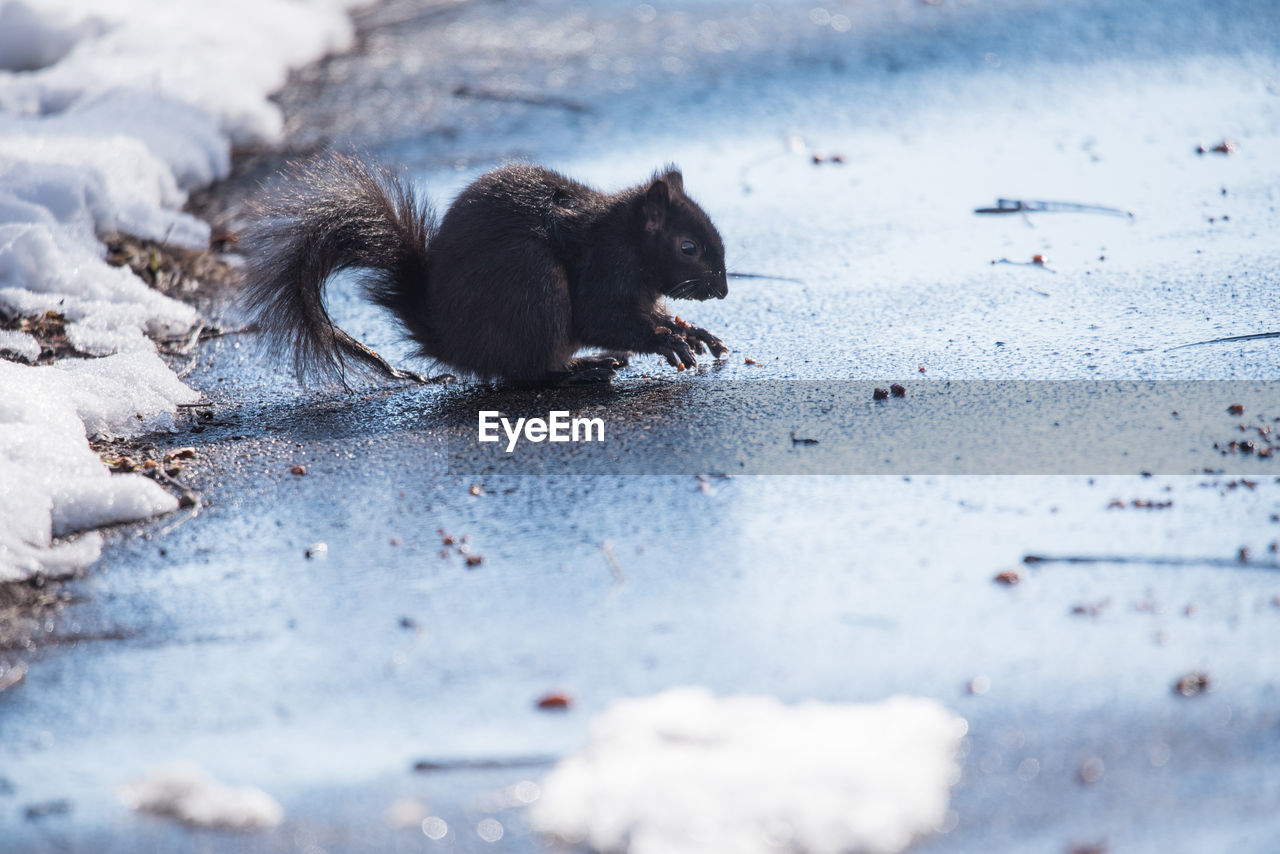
[510,354,622,387]
[559,354,624,385]
[574,353,629,371]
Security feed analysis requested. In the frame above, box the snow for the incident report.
[0,0,357,145]
[0,0,364,581]
[0,328,37,361]
[119,762,284,830]
[0,351,198,582]
[529,687,966,854]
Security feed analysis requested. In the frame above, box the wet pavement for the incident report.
[4,0,1280,852]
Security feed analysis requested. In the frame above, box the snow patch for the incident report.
[0,1,106,73]
[0,328,37,361]
[0,0,359,145]
[0,351,197,581]
[0,0,367,581]
[529,687,966,854]
[0,130,209,246]
[119,763,284,830]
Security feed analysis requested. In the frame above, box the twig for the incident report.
[601,541,626,585]
[1023,554,1279,571]
[157,320,206,356]
[165,325,263,376]
[729,272,806,284]
[175,351,200,378]
[975,198,1133,218]
[453,84,590,114]
[413,755,557,773]
[992,258,1057,274]
[353,0,469,29]
[199,324,257,341]
[158,324,256,355]
[35,629,139,647]
[154,499,202,538]
[1165,330,1280,352]
[147,467,203,536]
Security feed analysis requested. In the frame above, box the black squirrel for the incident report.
[241,153,729,386]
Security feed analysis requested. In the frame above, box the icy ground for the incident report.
[2,1,1278,853]
[0,0,361,580]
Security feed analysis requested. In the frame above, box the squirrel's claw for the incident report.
[654,327,697,370]
[665,318,725,360]
[562,365,618,385]
[687,326,727,358]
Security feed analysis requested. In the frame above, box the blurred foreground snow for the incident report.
[531,688,965,854]
[0,0,361,580]
[119,762,284,829]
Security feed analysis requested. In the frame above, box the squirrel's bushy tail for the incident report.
[240,152,436,386]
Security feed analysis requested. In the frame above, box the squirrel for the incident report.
[240,153,729,387]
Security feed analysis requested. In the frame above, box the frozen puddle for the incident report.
[530,688,965,854]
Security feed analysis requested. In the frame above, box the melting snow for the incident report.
[0,0,361,580]
[119,762,284,830]
[530,687,966,854]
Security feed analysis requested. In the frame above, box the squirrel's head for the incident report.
[638,167,728,301]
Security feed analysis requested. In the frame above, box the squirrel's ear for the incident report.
[642,179,669,232]
[662,168,683,193]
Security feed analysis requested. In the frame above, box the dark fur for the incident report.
[241,152,728,386]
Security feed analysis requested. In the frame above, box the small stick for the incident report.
[1166,330,1280,352]
[175,351,200,378]
[601,541,626,585]
[199,324,258,341]
[331,328,454,386]
[155,499,201,538]
[144,465,203,536]
[413,756,557,773]
[991,258,1057,274]
[157,320,206,356]
[729,272,806,284]
[975,198,1133,218]
[453,84,590,114]
[1024,554,1279,571]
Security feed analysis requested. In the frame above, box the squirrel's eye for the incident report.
[680,240,697,255]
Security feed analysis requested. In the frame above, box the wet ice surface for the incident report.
[5,0,1280,852]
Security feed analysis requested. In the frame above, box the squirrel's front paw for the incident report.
[671,317,727,359]
[687,326,727,358]
[653,327,697,371]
